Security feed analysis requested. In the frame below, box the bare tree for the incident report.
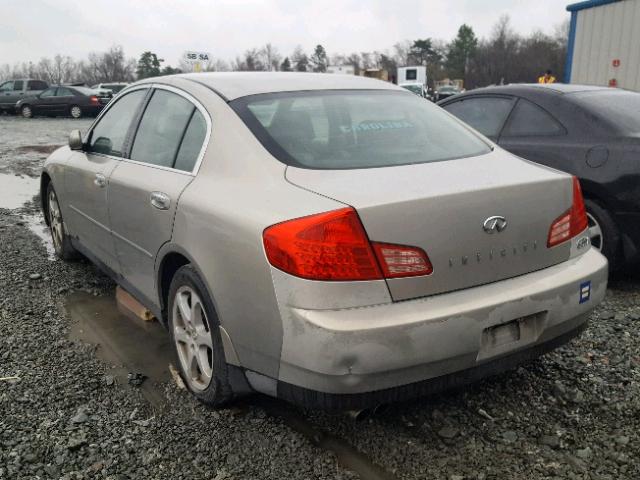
[260,43,281,71]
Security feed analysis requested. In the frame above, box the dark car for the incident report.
[435,85,461,101]
[16,85,111,119]
[439,83,640,269]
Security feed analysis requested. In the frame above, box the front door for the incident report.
[108,87,209,304]
[36,88,59,115]
[63,88,148,272]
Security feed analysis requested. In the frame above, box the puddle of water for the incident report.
[0,173,39,209]
[66,291,173,409]
[23,214,57,260]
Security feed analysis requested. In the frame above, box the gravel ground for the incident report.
[0,115,639,480]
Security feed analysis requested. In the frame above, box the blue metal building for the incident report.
[565,0,640,91]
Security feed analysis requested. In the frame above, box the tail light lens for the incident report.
[547,176,588,248]
[90,95,99,104]
[263,207,432,281]
[372,242,433,278]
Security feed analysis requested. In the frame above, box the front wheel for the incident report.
[584,199,620,269]
[21,105,33,118]
[47,184,79,260]
[69,105,82,119]
[168,265,234,406]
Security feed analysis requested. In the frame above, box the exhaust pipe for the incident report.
[345,408,371,421]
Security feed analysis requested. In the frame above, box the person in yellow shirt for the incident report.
[538,70,556,84]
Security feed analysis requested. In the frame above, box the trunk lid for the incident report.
[286,149,573,301]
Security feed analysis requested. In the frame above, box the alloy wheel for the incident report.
[70,106,82,118]
[22,106,32,118]
[586,212,603,252]
[172,286,213,391]
[48,189,63,254]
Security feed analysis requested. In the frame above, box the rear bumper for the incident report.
[275,248,608,406]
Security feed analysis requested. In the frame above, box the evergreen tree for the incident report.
[136,51,162,79]
[446,24,478,81]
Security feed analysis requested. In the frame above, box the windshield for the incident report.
[439,86,458,93]
[231,90,490,169]
[573,90,640,134]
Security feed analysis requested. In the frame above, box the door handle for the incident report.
[150,191,171,210]
[94,173,106,188]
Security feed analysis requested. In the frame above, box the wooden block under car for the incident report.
[116,286,156,322]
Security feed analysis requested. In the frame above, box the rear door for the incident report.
[441,95,516,142]
[63,87,149,272]
[52,87,75,115]
[108,86,210,304]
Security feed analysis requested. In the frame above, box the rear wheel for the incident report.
[585,199,620,269]
[168,265,234,406]
[46,184,79,260]
[21,105,33,118]
[70,105,82,119]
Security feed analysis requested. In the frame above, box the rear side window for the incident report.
[443,97,514,138]
[233,90,490,169]
[502,99,565,137]
[13,81,24,91]
[130,90,196,168]
[174,110,207,172]
[88,89,147,156]
[27,80,47,90]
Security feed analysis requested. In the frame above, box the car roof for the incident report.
[459,83,610,96]
[147,72,401,101]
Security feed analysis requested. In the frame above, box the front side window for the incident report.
[233,90,490,169]
[443,96,514,138]
[502,99,565,137]
[88,89,147,156]
[40,88,57,98]
[130,90,196,168]
[0,81,13,92]
[57,88,74,97]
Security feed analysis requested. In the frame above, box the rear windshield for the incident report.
[573,90,640,134]
[231,90,490,169]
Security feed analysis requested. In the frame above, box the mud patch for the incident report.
[15,144,61,154]
[0,173,40,209]
[66,291,173,409]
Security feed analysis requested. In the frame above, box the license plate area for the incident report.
[477,311,547,360]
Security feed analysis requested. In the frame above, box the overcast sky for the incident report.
[1,0,570,66]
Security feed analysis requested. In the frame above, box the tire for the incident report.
[168,265,234,406]
[584,199,620,269]
[69,105,82,119]
[21,105,33,119]
[46,184,79,260]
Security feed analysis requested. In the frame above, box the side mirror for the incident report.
[69,129,83,151]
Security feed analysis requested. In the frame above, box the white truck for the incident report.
[397,66,428,99]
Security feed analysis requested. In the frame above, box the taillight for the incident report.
[263,207,432,281]
[372,242,433,278]
[90,95,99,104]
[547,176,588,247]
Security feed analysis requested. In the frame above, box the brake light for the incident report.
[90,95,99,104]
[263,207,432,281]
[372,242,433,278]
[547,176,588,247]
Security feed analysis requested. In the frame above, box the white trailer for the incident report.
[397,66,427,86]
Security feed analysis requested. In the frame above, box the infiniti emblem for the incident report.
[483,215,508,234]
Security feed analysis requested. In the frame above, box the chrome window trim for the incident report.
[129,83,212,176]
